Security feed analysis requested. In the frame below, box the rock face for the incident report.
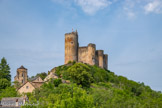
[65,30,108,69]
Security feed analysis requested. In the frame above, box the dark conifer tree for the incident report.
[0,57,11,81]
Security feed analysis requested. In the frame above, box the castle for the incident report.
[13,30,108,93]
[65,30,108,69]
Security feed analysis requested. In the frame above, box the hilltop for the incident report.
[21,62,162,108]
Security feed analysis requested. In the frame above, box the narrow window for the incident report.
[26,86,29,89]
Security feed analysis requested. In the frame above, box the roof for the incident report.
[17,81,35,90]
[18,65,27,70]
[28,76,38,81]
[1,97,27,107]
[1,97,25,102]
[17,81,43,91]
[28,76,44,82]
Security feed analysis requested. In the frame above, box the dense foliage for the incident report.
[0,86,19,100]
[0,59,161,108]
[36,72,47,80]
[0,57,11,81]
[29,72,48,81]
[0,57,19,100]
[0,78,11,89]
[22,62,162,108]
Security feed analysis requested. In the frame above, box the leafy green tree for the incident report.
[0,57,11,81]
[36,72,47,80]
[0,78,11,90]
[24,84,94,108]
[67,63,94,88]
[0,86,19,100]
[53,78,62,87]
[90,65,109,82]
[12,80,20,89]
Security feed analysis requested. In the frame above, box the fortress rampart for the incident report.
[65,30,108,69]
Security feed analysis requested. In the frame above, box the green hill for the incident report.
[23,62,162,108]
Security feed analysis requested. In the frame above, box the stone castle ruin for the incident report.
[65,30,108,69]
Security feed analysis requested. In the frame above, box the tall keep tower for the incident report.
[65,30,78,64]
[14,65,28,85]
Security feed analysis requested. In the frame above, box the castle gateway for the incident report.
[65,30,108,69]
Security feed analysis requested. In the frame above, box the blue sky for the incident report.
[0,0,162,91]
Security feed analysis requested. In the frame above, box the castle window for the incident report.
[22,80,23,83]
[92,58,95,63]
[71,42,73,44]
[22,73,23,77]
[26,86,29,89]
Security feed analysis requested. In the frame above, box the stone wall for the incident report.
[14,67,28,85]
[64,31,108,69]
[87,44,96,65]
[78,47,88,63]
[18,82,35,94]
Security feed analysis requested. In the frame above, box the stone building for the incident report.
[14,65,28,85]
[0,96,28,107]
[18,76,44,94]
[14,66,44,94]
[65,30,108,69]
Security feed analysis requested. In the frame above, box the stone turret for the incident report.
[97,50,104,68]
[65,30,78,64]
[88,43,96,65]
[14,65,28,85]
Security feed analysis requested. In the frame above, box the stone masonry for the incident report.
[65,30,108,69]
[14,65,28,85]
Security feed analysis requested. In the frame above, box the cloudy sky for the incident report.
[0,0,162,91]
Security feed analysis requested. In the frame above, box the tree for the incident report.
[52,78,62,87]
[0,86,19,100]
[0,57,11,81]
[36,72,47,80]
[23,84,95,108]
[0,78,11,90]
[12,81,21,89]
[67,63,94,88]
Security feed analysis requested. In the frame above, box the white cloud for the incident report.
[74,0,111,15]
[122,0,138,19]
[51,0,162,16]
[144,0,162,14]
[127,11,136,19]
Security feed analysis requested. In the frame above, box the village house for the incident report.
[18,76,44,94]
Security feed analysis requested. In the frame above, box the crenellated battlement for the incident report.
[88,43,96,48]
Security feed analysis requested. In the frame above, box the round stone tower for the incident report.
[65,30,78,64]
[14,65,28,85]
[98,50,104,68]
[88,43,96,65]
